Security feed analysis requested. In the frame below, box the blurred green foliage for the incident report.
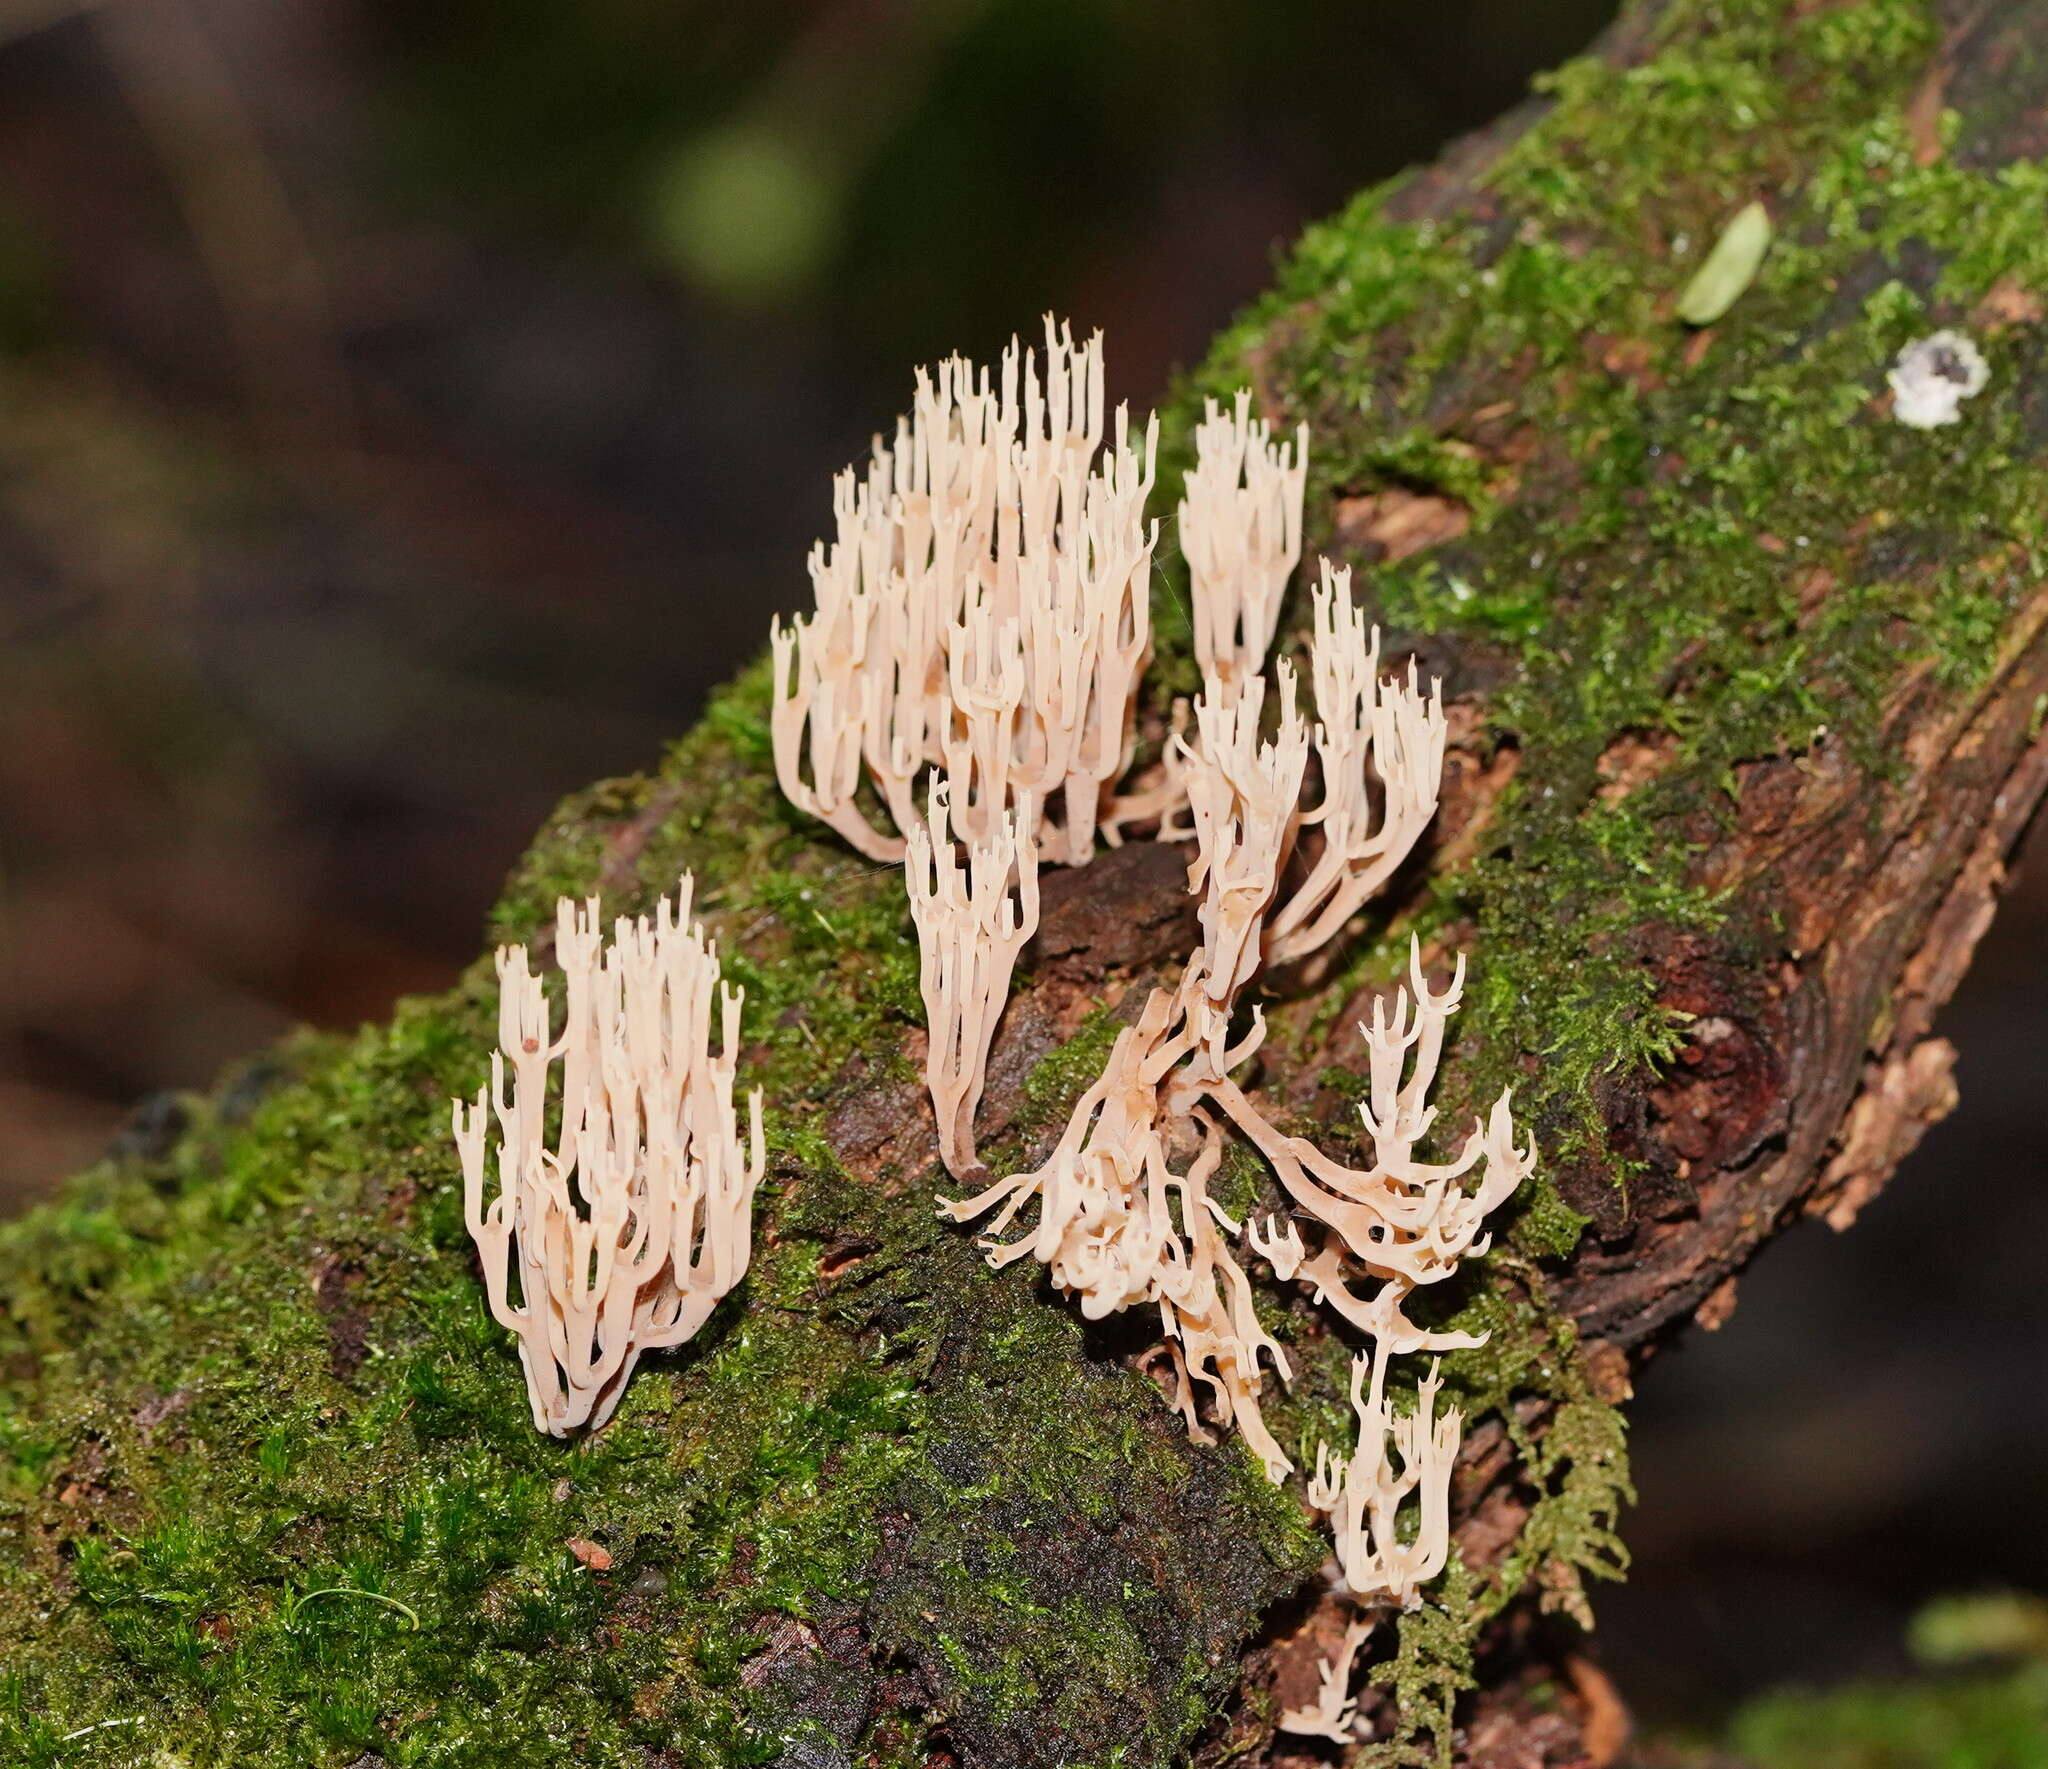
[1729,1595,2048,1769]
[366,0,1614,352]
[649,122,839,302]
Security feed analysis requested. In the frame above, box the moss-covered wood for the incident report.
[7,0,2048,1763]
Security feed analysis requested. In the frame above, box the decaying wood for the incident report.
[771,2,2048,1760]
[1560,581,2048,1347]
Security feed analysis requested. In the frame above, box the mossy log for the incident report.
[7,1,2048,1764]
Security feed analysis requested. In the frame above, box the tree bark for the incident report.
[4,2,2048,1766]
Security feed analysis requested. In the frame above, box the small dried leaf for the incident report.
[566,1537,613,1571]
[1676,201,1772,326]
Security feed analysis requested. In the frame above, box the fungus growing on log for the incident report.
[905,779,1041,1178]
[943,527,1529,1653]
[17,10,2048,1759]
[1180,386,1309,689]
[768,318,1520,1652]
[769,317,1160,866]
[764,321,1343,1190]
[453,876,763,1435]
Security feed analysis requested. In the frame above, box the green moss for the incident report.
[1012,1004,1126,1136]
[1729,1668,2048,1769]
[1361,1560,1479,1769]
[0,660,1311,1765]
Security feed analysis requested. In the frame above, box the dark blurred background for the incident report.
[0,0,2041,1734]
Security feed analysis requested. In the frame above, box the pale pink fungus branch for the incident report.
[906,778,1041,1179]
[1180,387,1309,688]
[453,876,763,1436]
[1208,944,1532,1323]
[1050,408,1161,862]
[1309,1351,1462,1611]
[1151,1110,1300,1481]
[770,468,905,862]
[941,984,1297,1480]
[1103,386,1307,844]
[1278,1614,1376,1743]
[943,984,1197,1321]
[939,592,1027,844]
[770,316,1159,869]
[1178,663,1310,1014]
[1265,559,1448,966]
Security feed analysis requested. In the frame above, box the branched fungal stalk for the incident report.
[942,976,1298,1481]
[1180,387,1309,688]
[1310,1352,1461,1609]
[454,876,763,1436]
[1263,559,1448,967]
[906,778,1041,1178]
[770,316,1159,867]
[1100,388,1311,845]
[1179,663,1310,1013]
[1207,946,1533,1334]
[1277,1614,1376,1742]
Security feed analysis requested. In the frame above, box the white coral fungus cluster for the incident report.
[454,876,763,1436]
[771,317,1158,870]
[767,321,1532,1727]
[1181,389,1309,688]
[772,319,1172,1172]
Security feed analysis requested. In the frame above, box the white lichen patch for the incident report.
[1888,328,1990,429]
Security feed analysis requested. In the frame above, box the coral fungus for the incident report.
[769,317,1159,868]
[767,319,1526,1654]
[453,875,763,1435]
